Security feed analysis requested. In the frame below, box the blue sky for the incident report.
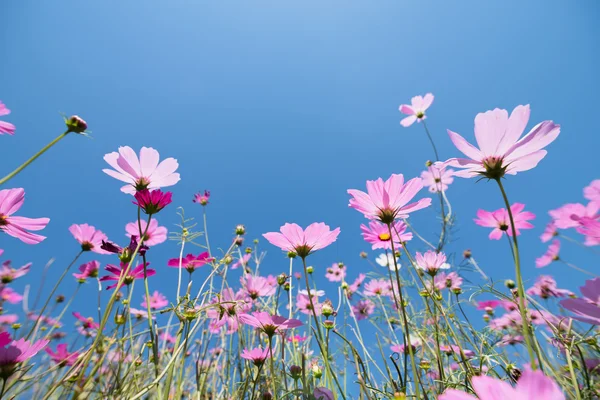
[1,0,599,368]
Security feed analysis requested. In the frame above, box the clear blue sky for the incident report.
[1,0,598,354]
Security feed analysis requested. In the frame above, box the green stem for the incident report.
[495,178,537,368]
[422,120,440,161]
[0,131,70,186]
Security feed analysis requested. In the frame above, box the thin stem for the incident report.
[422,120,440,161]
[0,130,70,186]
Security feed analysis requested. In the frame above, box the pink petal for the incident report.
[8,216,49,231]
[400,115,417,127]
[0,121,15,135]
[139,147,160,177]
[474,108,509,156]
[421,93,434,110]
[471,375,516,400]
[447,130,482,161]
[0,188,24,216]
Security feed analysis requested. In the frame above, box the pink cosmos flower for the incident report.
[142,291,168,309]
[446,105,560,179]
[391,337,422,354]
[415,250,450,275]
[348,174,431,223]
[363,279,392,297]
[103,146,180,194]
[0,332,48,377]
[549,202,599,229]
[100,262,156,290]
[73,260,100,281]
[287,335,308,344]
[577,217,600,246]
[560,278,600,325]
[167,252,214,273]
[436,271,463,291]
[474,203,535,240]
[125,219,167,247]
[45,344,79,367]
[526,275,572,299]
[540,222,558,243]
[263,223,340,258]
[129,308,154,320]
[0,287,22,304]
[346,273,366,298]
[421,162,455,193]
[360,220,412,250]
[536,239,560,268]
[439,367,565,400]
[238,312,302,337]
[440,344,474,358]
[207,288,251,335]
[73,312,100,330]
[0,260,31,283]
[476,300,505,311]
[296,292,323,315]
[69,223,111,254]
[133,189,172,215]
[193,190,210,206]
[352,299,375,320]
[0,315,18,325]
[585,180,600,205]
[241,274,276,300]
[0,188,49,244]
[231,253,251,270]
[325,263,347,282]
[398,93,434,127]
[0,102,15,135]
[240,347,271,366]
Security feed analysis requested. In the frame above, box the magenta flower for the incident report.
[167,252,214,273]
[45,344,79,367]
[0,260,31,283]
[69,223,111,254]
[363,279,392,297]
[0,188,49,244]
[193,190,210,206]
[133,189,172,215]
[585,180,600,205]
[439,367,564,400]
[446,105,560,179]
[560,278,600,325]
[415,250,450,276]
[440,344,474,358]
[125,219,167,247]
[421,162,455,193]
[352,299,375,320]
[536,239,560,268]
[360,220,412,250]
[241,274,276,300]
[0,101,15,135]
[100,262,156,290]
[0,332,48,377]
[238,312,302,337]
[240,347,271,367]
[527,275,572,299]
[325,262,346,282]
[549,202,599,229]
[103,146,180,194]
[474,203,535,240]
[540,222,558,243]
[73,261,100,282]
[348,174,431,224]
[142,290,168,309]
[263,222,340,258]
[399,93,434,127]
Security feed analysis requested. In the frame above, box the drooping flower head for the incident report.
[360,220,412,250]
[167,252,214,273]
[399,93,434,127]
[125,219,167,246]
[69,223,111,254]
[0,188,49,244]
[240,347,271,367]
[446,105,560,179]
[0,332,48,379]
[193,190,210,206]
[133,189,172,215]
[415,250,450,276]
[0,101,15,135]
[103,146,180,194]
[45,344,79,367]
[421,162,455,193]
[73,260,100,282]
[263,223,340,258]
[238,312,302,338]
[348,174,431,224]
[474,203,535,240]
[99,262,156,290]
[536,240,560,268]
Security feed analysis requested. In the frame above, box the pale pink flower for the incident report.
[287,335,308,344]
[73,260,100,281]
[346,273,366,297]
[446,105,560,179]
[421,162,455,193]
[45,344,79,367]
[476,300,505,311]
[540,222,558,243]
[73,312,100,330]
[103,146,180,194]
[577,217,600,246]
[167,252,214,273]
[263,223,340,258]
[391,337,422,354]
[436,271,463,291]
[549,202,599,229]
[399,93,434,127]
[415,250,450,275]
[560,278,600,325]
[536,240,560,268]
[240,347,271,366]
[0,188,49,244]
[348,174,431,223]
[0,102,15,135]
[527,275,572,299]
[125,219,167,247]
[142,291,168,309]
[207,288,251,335]
[363,279,392,297]
[241,274,276,300]
[296,292,322,315]
[238,312,302,337]
[352,299,375,320]
[439,367,565,400]
[0,332,48,376]
[440,344,474,358]
[0,315,18,325]
[69,223,111,254]
[474,203,535,240]
[325,263,346,282]
[360,220,412,250]
[129,308,154,320]
[0,287,22,304]
[232,253,251,270]
[584,180,600,205]
[0,260,31,283]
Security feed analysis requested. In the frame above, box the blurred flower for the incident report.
[313,387,334,400]
[72,312,100,330]
[0,332,48,378]
[0,287,22,304]
[0,260,30,283]
[142,291,168,309]
[375,253,400,271]
[0,101,15,135]
[193,190,210,206]
[0,188,49,244]
[325,262,346,282]
[549,202,598,229]
[398,93,434,127]
[73,261,100,282]
[45,344,79,367]
[540,222,558,243]
[527,275,572,299]
[263,223,340,258]
[364,279,392,297]
[125,219,167,246]
[352,299,375,320]
[421,162,454,193]
[167,252,214,273]
[415,250,450,276]
[240,347,270,367]
[207,288,251,335]
[474,203,535,240]
[584,180,600,205]
[561,278,600,325]
[536,240,560,268]
[231,253,251,270]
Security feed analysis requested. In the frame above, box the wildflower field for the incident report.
[1,2,598,399]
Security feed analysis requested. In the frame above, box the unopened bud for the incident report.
[306,266,313,274]
[359,251,367,259]
[505,279,516,289]
[323,320,335,330]
[287,251,297,259]
[235,225,246,235]
[65,115,88,133]
[289,365,302,379]
[463,249,472,259]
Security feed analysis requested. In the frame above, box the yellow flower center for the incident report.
[378,233,391,241]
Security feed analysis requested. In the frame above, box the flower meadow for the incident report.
[0,97,598,400]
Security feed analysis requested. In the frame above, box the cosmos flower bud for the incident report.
[425,160,433,167]
[283,282,290,291]
[323,320,335,330]
[289,365,302,380]
[245,247,252,254]
[277,274,287,286]
[115,313,126,325]
[235,225,246,235]
[311,364,322,379]
[306,266,313,274]
[56,295,65,303]
[11,323,20,330]
[505,279,516,289]
[65,115,87,133]
[234,237,244,246]
[287,251,297,259]
[223,255,233,265]
[321,300,334,317]
[483,314,490,323]
[261,393,272,400]
[463,249,472,259]
[419,359,431,371]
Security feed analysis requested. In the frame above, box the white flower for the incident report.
[375,253,400,271]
